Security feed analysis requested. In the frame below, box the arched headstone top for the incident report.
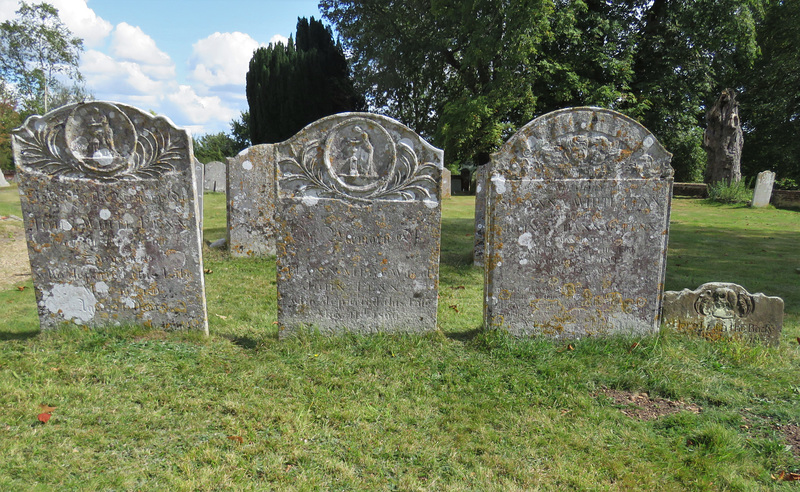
[493,107,673,180]
[276,112,443,204]
[13,101,190,181]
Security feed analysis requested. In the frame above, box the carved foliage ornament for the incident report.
[13,102,188,180]
[501,108,674,180]
[277,116,440,203]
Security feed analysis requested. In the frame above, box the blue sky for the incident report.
[0,0,324,136]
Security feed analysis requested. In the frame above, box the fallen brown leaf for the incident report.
[227,435,243,444]
[17,286,25,291]
[774,471,800,481]
[37,413,51,424]
[449,304,459,313]
[39,404,57,413]
[567,344,574,351]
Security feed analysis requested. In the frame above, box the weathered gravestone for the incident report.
[204,160,226,193]
[12,101,208,332]
[441,168,452,199]
[473,165,488,266]
[751,170,775,208]
[484,108,674,338]
[227,146,277,257]
[0,172,9,187]
[275,113,443,336]
[662,283,783,346]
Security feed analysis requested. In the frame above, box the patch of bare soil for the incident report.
[777,423,800,456]
[0,217,31,289]
[598,388,702,421]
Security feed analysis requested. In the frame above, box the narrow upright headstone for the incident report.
[751,170,775,208]
[0,172,9,187]
[441,168,452,199]
[662,283,783,345]
[275,113,443,336]
[12,102,208,332]
[204,160,226,193]
[473,165,488,266]
[484,108,674,338]
[227,146,277,257]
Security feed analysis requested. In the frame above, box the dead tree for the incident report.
[703,89,743,185]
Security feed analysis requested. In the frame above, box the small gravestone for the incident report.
[227,146,277,257]
[473,165,488,266]
[485,108,674,337]
[0,173,9,187]
[12,102,208,332]
[204,160,226,193]
[275,113,443,336]
[194,157,204,231]
[751,170,775,208]
[441,168,452,199]
[662,283,783,345]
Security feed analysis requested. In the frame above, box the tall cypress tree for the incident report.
[246,17,364,144]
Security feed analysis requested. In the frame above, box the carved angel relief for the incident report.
[13,102,188,180]
[694,285,755,319]
[277,117,439,203]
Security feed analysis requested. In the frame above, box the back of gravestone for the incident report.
[12,102,208,333]
[484,108,673,338]
[275,113,443,336]
[227,146,277,257]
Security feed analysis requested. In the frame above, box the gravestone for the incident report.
[473,165,488,266]
[204,160,226,193]
[275,113,443,336]
[751,170,775,208]
[662,283,783,345]
[194,157,204,231]
[12,101,208,332]
[484,107,674,338]
[0,173,9,187]
[441,168,451,199]
[227,145,277,257]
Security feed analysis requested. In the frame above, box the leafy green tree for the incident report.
[0,2,84,115]
[193,132,240,164]
[740,0,800,187]
[0,82,21,172]
[246,17,364,144]
[229,111,251,151]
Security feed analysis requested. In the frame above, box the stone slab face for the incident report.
[227,145,277,257]
[662,283,783,345]
[275,113,443,336]
[441,168,451,198]
[484,108,674,338]
[0,173,9,187]
[12,102,208,332]
[473,165,488,266]
[204,160,226,193]
[751,170,775,208]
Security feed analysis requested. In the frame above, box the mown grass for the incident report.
[0,188,798,490]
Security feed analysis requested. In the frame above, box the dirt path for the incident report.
[0,217,31,289]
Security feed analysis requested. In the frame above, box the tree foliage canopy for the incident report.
[246,17,364,145]
[322,0,775,181]
[0,1,84,116]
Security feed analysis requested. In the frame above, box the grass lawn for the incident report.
[1,188,798,490]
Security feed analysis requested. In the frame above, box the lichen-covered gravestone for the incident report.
[12,102,208,333]
[484,108,674,337]
[204,160,226,193]
[662,283,783,345]
[441,168,452,199]
[473,165,488,266]
[275,113,443,336]
[751,170,775,208]
[227,146,277,257]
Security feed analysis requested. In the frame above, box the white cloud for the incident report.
[0,0,18,22]
[164,85,237,126]
[188,31,262,89]
[81,49,167,98]
[48,0,112,47]
[110,22,174,80]
[269,34,289,46]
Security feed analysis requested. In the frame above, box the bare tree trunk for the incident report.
[703,88,743,185]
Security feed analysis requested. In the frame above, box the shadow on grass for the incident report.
[0,330,39,341]
[444,327,483,342]
[441,217,475,268]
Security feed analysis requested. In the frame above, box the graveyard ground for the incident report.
[0,186,799,490]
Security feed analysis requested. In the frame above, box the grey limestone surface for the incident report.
[662,282,783,345]
[12,101,208,332]
[473,165,488,266]
[204,160,226,193]
[0,172,9,187]
[751,170,775,208]
[275,113,443,336]
[227,145,277,257]
[484,107,674,338]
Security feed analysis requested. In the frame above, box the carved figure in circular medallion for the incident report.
[64,102,136,175]
[324,118,396,193]
[695,286,754,319]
